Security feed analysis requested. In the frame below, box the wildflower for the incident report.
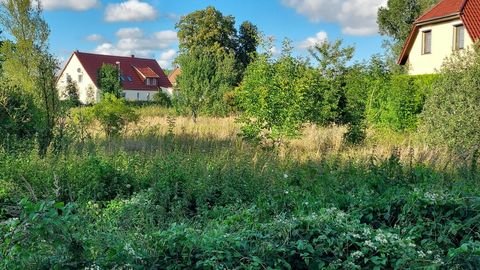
[283,173,289,179]
[351,251,363,259]
[375,233,388,244]
[365,240,376,249]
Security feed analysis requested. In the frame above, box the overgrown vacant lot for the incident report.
[1,109,479,269]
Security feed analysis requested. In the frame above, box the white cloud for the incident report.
[299,31,328,49]
[105,0,157,22]
[116,27,144,39]
[157,49,177,68]
[37,0,99,11]
[282,0,387,36]
[94,28,178,59]
[86,34,104,42]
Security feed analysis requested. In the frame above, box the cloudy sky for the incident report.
[38,0,387,69]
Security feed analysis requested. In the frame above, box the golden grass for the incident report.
[123,108,460,168]
[74,106,462,169]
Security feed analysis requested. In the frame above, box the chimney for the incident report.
[131,55,135,58]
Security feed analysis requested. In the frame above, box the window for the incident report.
[146,78,157,86]
[422,30,432,54]
[127,76,133,82]
[78,74,83,83]
[120,75,125,81]
[454,25,465,50]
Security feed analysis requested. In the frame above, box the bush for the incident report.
[421,49,480,154]
[153,91,172,107]
[0,83,40,147]
[366,74,436,132]
[91,94,139,137]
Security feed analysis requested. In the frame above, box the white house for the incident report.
[57,51,173,103]
[398,0,480,75]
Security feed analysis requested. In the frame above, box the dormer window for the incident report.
[146,78,157,86]
[454,24,465,50]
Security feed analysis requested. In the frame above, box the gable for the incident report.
[398,0,480,65]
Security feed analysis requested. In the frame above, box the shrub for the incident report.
[0,83,40,146]
[420,49,480,154]
[366,73,436,132]
[153,91,172,107]
[91,94,139,137]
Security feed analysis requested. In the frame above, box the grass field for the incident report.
[1,106,479,269]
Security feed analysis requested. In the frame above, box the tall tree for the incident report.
[237,21,259,70]
[0,0,49,92]
[176,6,238,55]
[97,64,122,98]
[0,0,58,155]
[175,50,237,122]
[306,40,355,125]
[236,39,311,145]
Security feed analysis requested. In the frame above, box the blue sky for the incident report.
[40,0,387,69]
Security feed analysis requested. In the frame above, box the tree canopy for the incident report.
[176,6,238,55]
[97,64,122,98]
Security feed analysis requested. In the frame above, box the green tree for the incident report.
[91,93,139,137]
[176,7,259,83]
[175,50,237,122]
[97,63,122,98]
[63,76,80,107]
[306,39,355,125]
[176,6,237,55]
[420,49,480,154]
[0,0,58,155]
[0,0,49,92]
[0,82,39,146]
[35,53,59,155]
[236,40,309,145]
[237,21,259,70]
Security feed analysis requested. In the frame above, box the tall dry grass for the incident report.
[120,107,461,168]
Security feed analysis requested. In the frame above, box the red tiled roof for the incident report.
[399,0,480,65]
[134,67,160,78]
[462,0,480,40]
[416,0,464,22]
[73,51,172,91]
[168,67,181,85]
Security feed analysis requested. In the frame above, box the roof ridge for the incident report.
[75,51,156,61]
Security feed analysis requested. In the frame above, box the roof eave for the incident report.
[415,13,461,25]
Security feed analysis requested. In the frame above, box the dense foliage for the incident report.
[421,49,480,154]
[1,147,479,269]
[91,93,139,137]
[175,50,237,121]
[97,63,122,98]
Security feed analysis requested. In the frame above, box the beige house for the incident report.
[398,0,480,75]
[57,51,173,104]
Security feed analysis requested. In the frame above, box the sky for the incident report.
[37,0,388,69]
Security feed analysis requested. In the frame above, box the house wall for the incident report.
[124,90,159,101]
[408,19,474,75]
[57,55,100,104]
[124,87,173,101]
